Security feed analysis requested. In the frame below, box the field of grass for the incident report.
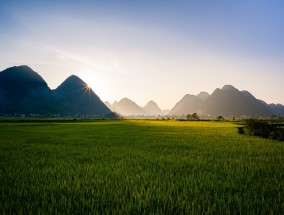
[0,119,283,214]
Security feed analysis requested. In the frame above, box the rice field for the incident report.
[0,119,283,214]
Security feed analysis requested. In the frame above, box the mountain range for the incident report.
[109,99,166,116]
[0,65,111,116]
[169,85,283,118]
[0,65,283,118]
[112,98,145,116]
[107,85,284,118]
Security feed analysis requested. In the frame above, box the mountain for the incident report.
[143,100,162,115]
[269,103,284,117]
[161,109,170,115]
[169,85,276,118]
[0,65,111,116]
[197,91,210,101]
[0,65,58,114]
[169,94,204,115]
[240,91,274,115]
[54,75,111,116]
[204,85,273,117]
[112,98,145,116]
[0,66,282,118]
[104,101,114,111]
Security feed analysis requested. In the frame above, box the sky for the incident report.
[0,0,284,110]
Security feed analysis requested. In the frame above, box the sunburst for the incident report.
[80,83,91,98]
[81,83,93,104]
[83,84,91,94]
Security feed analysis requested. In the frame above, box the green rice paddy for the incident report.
[0,119,283,214]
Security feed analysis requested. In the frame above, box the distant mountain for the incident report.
[161,109,170,115]
[204,85,273,117]
[112,98,145,116]
[197,91,210,101]
[104,101,114,111]
[0,66,283,118]
[143,100,162,115]
[54,75,111,116]
[0,65,111,116]
[269,104,284,117]
[169,94,203,115]
[240,91,274,114]
[204,85,272,117]
[170,85,275,118]
[0,65,58,114]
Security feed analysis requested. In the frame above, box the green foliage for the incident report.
[0,120,284,214]
[216,116,225,120]
[186,114,191,120]
[186,113,200,121]
[244,119,284,141]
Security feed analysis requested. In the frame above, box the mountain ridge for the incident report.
[0,65,111,116]
[170,85,276,118]
[143,100,162,115]
[112,98,145,116]
[0,66,283,117]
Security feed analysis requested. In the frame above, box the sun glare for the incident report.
[83,83,91,94]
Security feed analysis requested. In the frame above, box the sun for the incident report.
[84,84,91,90]
[83,83,91,94]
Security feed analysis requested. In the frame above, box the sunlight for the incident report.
[68,83,93,105]
[83,84,91,93]
[82,83,92,103]
[79,73,108,101]
[81,83,92,102]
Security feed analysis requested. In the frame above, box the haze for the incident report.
[0,0,283,109]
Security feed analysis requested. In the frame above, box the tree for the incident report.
[216,115,224,120]
[186,113,200,121]
[191,113,199,120]
[186,114,191,120]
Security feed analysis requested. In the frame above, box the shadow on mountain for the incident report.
[0,66,112,117]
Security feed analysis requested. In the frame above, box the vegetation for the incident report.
[0,119,283,214]
[240,119,284,141]
[186,113,200,121]
[216,115,225,120]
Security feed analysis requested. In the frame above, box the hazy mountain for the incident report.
[0,66,282,118]
[54,75,111,116]
[143,100,162,115]
[269,103,284,117]
[203,85,273,117]
[169,94,204,115]
[0,65,58,114]
[257,99,275,114]
[104,101,114,111]
[161,109,170,115]
[169,85,276,117]
[197,91,210,101]
[112,98,145,116]
[240,90,274,115]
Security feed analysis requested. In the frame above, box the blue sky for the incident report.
[1,0,284,109]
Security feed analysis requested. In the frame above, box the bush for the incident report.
[269,129,284,141]
[216,116,224,120]
[186,113,200,121]
[238,127,245,134]
[243,119,284,141]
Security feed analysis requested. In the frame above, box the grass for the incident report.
[0,119,283,214]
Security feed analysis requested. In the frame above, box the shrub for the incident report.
[243,119,284,141]
[186,113,200,121]
[238,127,245,134]
[216,116,224,120]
